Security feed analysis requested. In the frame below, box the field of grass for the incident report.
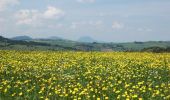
[0,50,170,100]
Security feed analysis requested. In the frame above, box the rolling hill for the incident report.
[0,36,78,51]
[0,36,170,52]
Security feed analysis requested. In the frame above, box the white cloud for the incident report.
[77,0,95,3]
[0,0,19,11]
[15,9,40,25]
[43,6,65,19]
[15,6,65,26]
[112,21,124,29]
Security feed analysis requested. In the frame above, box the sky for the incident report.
[0,0,170,42]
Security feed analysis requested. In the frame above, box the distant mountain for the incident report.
[47,36,62,40]
[1,35,170,52]
[0,36,10,42]
[11,36,32,41]
[78,36,97,43]
[34,36,64,41]
[0,35,78,51]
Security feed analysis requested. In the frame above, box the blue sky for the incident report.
[0,0,170,42]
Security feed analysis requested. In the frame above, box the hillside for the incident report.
[33,39,170,52]
[0,36,78,51]
[0,36,170,52]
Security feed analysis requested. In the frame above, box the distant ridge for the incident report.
[47,36,62,40]
[11,36,32,41]
[0,35,79,51]
[0,36,9,41]
[0,35,170,52]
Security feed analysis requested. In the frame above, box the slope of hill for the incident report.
[0,36,78,51]
[33,38,170,52]
[119,41,170,51]
[1,36,170,52]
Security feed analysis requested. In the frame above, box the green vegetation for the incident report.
[0,36,170,52]
[0,51,170,99]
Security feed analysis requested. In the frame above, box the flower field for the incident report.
[0,50,170,100]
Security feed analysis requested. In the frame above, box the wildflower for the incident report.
[45,98,49,100]
[19,92,23,96]
[139,98,143,100]
[105,97,109,99]
[97,98,101,100]
[132,94,138,98]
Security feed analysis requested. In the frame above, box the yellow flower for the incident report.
[148,88,152,91]
[45,98,49,100]
[74,88,78,92]
[126,98,130,100]
[40,96,44,99]
[115,90,120,94]
[72,91,76,94]
[102,87,107,91]
[118,81,122,84]
[3,88,7,93]
[139,98,143,100]
[105,97,109,99]
[12,93,16,96]
[65,94,68,96]
[19,92,23,96]
[155,90,160,95]
[132,94,138,98]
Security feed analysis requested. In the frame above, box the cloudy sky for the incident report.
[0,0,170,42]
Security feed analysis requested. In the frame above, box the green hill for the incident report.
[0,36,170,52]
[0,36,78,51]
